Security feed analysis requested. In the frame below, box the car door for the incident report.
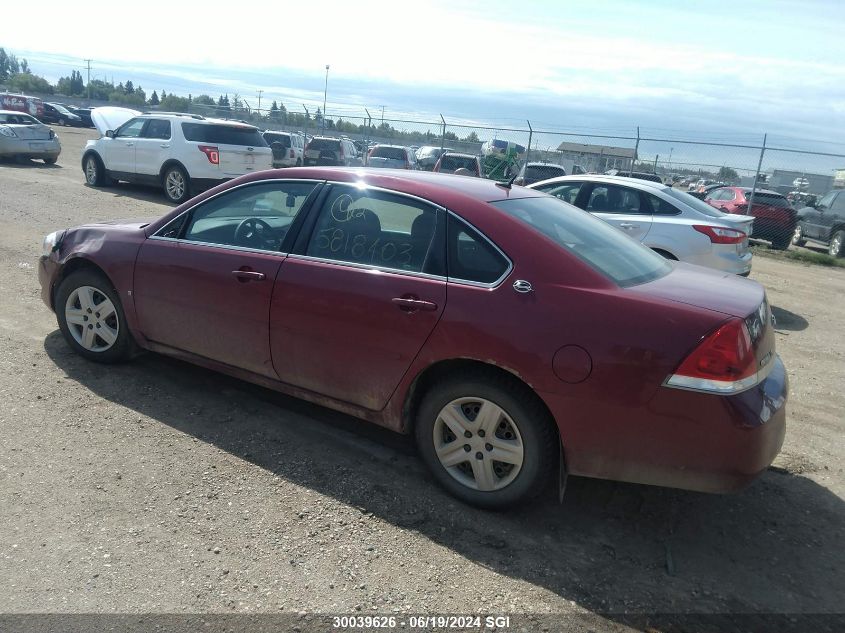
[804,191,836,239]
[133,180,321,377]
[269,183,447,411]
[820,191,845,241]
[133,118,172,177]
[584,183,653,242]
[102,117,146,174]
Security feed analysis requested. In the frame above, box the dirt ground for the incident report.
[0,127,843,632]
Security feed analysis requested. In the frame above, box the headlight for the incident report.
[42,230,63,257]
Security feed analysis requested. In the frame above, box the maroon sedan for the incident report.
[705,187,797,250]
[38,168,787,509]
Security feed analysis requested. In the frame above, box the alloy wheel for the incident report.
[64,286,119,352]
[432,397,524,491]
[165,170,185,200]
[85,157,98,185]
[831,233,843,257]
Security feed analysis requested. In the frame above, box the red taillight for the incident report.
[198,145,219,165]
[693,224,746,244]
[667,319,758,393]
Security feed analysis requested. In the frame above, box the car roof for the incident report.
[263,130,293,135]
[0,109,38,117]
[530,174,670,191]
[526,162,565,167]
[373,144,407,149]
[442,152,478,159]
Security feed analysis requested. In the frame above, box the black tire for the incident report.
[295,158,302,167]
[791,223,806,247]
[83,154,112,186]
[55,269,135,364]
[771,235,791,251]
[829,230,845,258]
[43,157,57,165]
[414,371,557,510]
[162,164,191,204]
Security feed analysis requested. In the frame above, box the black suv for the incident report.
[792,189,845,257]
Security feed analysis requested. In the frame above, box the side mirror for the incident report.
[105,130,114,138]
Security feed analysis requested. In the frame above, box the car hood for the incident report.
[630,262,764,319]
[91,106,141,136]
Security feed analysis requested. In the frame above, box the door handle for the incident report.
[392,297,438,312]
[231,270,266,282]
[125,142,134,147]
[160,144,170,148]
[619,223,638,230]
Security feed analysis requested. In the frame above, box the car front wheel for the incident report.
[162,165,190,203]
[830,230,845,258]
[55,270,134,363]
[791,223,806,247]
[84,154,111,186]
[415,373,557,509]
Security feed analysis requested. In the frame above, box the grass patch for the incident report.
[751,244,845,268]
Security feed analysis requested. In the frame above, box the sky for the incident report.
[3,0,845,173]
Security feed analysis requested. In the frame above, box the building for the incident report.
[766,169,834,196]
[555,141,636,173]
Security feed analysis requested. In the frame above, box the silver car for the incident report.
[529,174,754,276]
[0,110,61,164]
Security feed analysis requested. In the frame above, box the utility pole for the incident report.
[380,105,385,126]
[257,89,263,115]
[85,59,93,102]
[322,65,329,132]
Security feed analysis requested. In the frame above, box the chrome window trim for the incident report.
[445,211,513,289]
[286,253,447,282]
[151,178,325,239]
[146,235,288,257]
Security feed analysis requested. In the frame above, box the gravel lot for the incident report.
[1,127,843,632]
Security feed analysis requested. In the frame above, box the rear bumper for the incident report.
[546,355,787,493]
[0,137,61,159]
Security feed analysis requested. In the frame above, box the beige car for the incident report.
[0,109,61,164]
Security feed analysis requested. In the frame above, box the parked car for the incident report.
[606,170,664,183]
[82,107,272,203]
[0,93,44,118]
[40,102,82,127]
[303,136,360,167]
[529,175,754,275]
[688,182,726,200]
[433,152,482,177]
[792,189,845,257]
[513,162,567,186]
[416,146,452,171]
[366,144,418,169]
[704,187,796,250]
[262,130,304,168]
[0,110,61,164]
[38,167,786,509]
[66,106,94,128]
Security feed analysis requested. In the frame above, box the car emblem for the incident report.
[513,280,533,294]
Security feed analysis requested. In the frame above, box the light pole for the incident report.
[668,147,673,172]
[257,89,263,116]
[322,64,329,131]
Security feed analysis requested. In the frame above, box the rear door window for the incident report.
[182,122,266,146]
[447,215,510,285]
[586,184,645,214]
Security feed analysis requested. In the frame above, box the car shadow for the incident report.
[771,305,809,331]
[84,182,176,207]
[43,332,845,631]
[0,158,62,168]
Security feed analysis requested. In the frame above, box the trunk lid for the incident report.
[219,144,272,176]
[10,123,52,140]
[630,261,764,319]
[716,212,755,237]
[91,106,141,136]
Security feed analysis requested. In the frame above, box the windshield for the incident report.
[665,188,729,218]
[492,196,671,287]
[441,155,477,171]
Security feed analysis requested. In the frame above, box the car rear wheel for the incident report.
[43,157,57,165]
[84,154,111,186]
[791,223,806,247]
[830,230,845,258]
[55,270,134,363]
[415,373,557,509]
[162,165,190,204]
[771,234,791,250]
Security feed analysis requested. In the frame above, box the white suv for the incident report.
[82,107,273,203]
[262,130,304,168]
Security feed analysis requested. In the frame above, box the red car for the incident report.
[705,187,797,250]
[38,169,787,509]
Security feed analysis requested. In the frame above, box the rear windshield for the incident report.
[750,193,791,208]
[182,122,266,146]
[264,133,291,148]
[525,165,566,180]
[665,188,728,218]
[308,138,341,151]
[371,146,407,160]
[492,197,671,287]
[442,155,477,171]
